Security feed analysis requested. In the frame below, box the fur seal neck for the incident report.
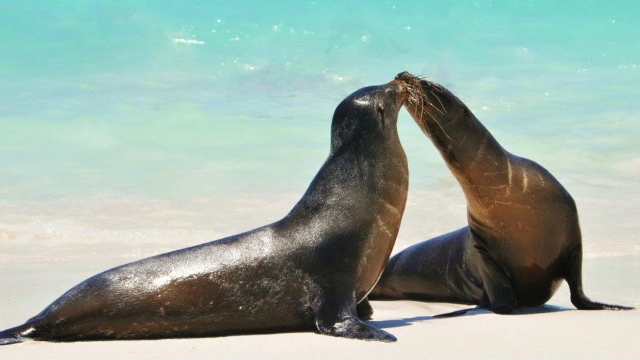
[396,72,510,194]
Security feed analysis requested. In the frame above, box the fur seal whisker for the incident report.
[428,90,447,114]
[427,101,445,115]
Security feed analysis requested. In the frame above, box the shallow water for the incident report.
[1,1,638,268]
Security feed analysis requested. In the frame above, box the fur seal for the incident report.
[0,80,409,345]
[366,72,632,313]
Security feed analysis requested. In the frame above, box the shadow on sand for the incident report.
[367,303,572,330]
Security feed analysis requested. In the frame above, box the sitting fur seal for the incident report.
[0,80,409,345]
[365,72,632,313]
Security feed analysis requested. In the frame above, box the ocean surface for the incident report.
[0,0,638,271]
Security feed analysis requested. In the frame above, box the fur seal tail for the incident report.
[0,323,36,345]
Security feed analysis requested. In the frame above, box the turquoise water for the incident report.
[0,1,639,256]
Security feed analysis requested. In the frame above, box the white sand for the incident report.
[1,190,639,359]
[2,297,639,360]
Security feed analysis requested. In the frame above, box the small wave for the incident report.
[614,157,640,175]
[583,251,636,259]
[172,38,205,45]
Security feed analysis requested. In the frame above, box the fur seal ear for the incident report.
[377,103,386,127]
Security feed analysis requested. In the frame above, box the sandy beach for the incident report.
[1,283,638,359]
[1,190,638,359]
